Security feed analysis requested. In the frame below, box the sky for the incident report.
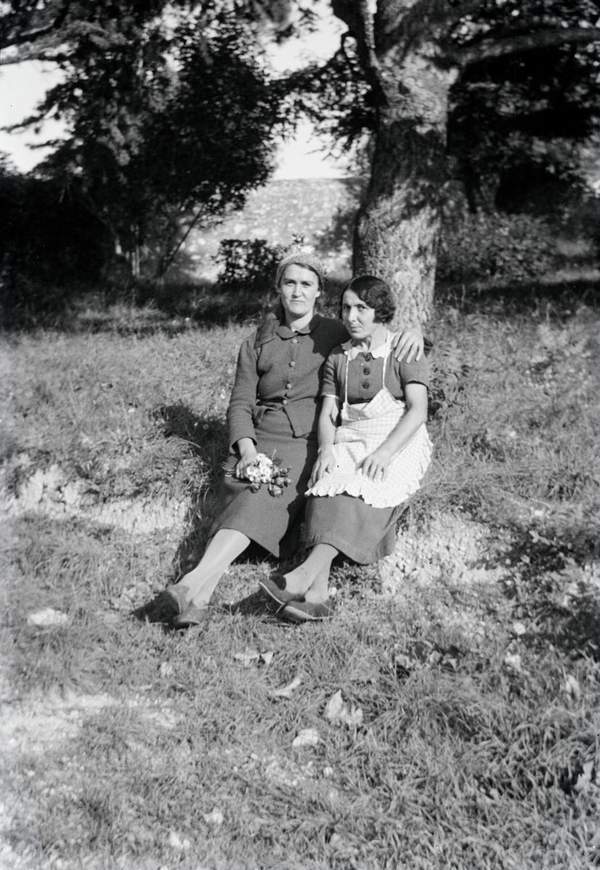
[0,8,350,178]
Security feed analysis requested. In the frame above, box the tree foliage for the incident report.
[296,0,600,321]
[293,1,600,208]
[4,2,290,276]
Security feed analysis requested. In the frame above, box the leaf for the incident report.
[167,830,191,851]
[27,608,69,628]
[292,728,320,748]
[202,808,224,827]
[270,674,302,699]
[564,674,581,701]
[233,649,260,667]
[503,652,524,672]
[325,690,363,729]
[233,648,274,668]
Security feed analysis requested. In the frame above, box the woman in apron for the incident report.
[259,274,432,622]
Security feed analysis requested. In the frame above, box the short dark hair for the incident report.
[341,274,396,324]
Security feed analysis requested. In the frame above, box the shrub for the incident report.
[437,212,558,285]
[0,169,114,324]
[215,238,284,297]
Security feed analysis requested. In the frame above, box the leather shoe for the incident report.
[173,603,210,629]
[258,574,303,607]
[281,599,334,623]
[160,583,190,617]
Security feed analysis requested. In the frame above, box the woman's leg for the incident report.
[178,528,250,607]
[283,543,338,604]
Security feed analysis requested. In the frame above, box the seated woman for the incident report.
[160,254,424,628]
[259,274,432,622]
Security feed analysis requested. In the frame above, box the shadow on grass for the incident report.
[5,277,272,334]
[436,273,600,316]
[499,518,600,660]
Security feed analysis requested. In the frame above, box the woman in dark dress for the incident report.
[163,254,423,627]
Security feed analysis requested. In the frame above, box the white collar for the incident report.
[342,329,391,361]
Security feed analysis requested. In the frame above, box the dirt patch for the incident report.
[4,464,187,535]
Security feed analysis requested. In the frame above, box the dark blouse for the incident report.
[321,344,430,405]
[227,313,348,449]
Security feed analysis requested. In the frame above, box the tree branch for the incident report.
[0,1,73,52]
[450,26,600,66]
[387,0,487,38]
[331,0,387,106]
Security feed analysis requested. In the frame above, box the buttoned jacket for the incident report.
[227,312,348,449]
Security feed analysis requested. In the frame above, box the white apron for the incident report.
[306,335,432,508]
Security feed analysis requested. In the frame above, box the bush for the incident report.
[0,169,114,324]
[437,212,558,285]
[215,238,284,296]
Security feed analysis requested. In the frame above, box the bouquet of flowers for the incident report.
[239,453,291,497]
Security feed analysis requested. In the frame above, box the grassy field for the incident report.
[1,277,599,869]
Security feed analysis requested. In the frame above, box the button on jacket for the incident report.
[227,313,348,449]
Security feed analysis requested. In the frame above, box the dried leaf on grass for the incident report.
[167,830,191,851]
[292,728,320,748]
[203,808,224,827]
[325,690,363,728]
[27,608,69,628]
[504,652,525,673]
[564,674,581,701]
[270,674,303,700]
[233,649,274,668]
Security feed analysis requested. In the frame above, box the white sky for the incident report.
[0,7,350,178]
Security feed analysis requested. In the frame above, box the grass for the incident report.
[1,278,599,869]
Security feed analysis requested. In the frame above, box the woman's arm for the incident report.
[307,395,340,487]
[359,383,428,481]
[227,337,259,449]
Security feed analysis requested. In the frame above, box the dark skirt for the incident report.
[303,493,404,564]
[212,408,317,558]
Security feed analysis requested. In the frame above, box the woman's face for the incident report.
[278,264,320,321]
[341,289,377,340]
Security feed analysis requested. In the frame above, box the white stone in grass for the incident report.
[292,728,320,748]
[511,621,527,636]
[27,608,69,628]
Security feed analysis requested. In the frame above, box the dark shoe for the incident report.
[281,599,335,623]
[258,574,304,607]
[172,603,210,629]
[160,583,190,617]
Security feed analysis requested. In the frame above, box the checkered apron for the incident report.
[307,335,431,508]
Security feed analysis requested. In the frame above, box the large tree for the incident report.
[324,1,600,324]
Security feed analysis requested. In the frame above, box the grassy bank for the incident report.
[1,284,599,869]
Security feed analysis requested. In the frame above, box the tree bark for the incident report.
[354,34,456,326]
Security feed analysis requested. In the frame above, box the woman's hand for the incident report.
[308,445,337,487]
[234,438,258,479]
[359,446,393,481]
[392,327,424,363]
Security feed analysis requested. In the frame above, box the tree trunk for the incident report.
[354,37,457,326]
